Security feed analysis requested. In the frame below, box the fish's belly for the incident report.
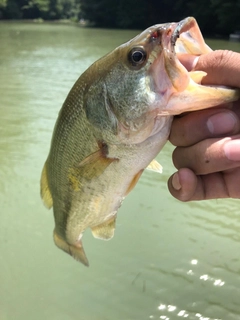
[63,123,172,244]
[65,165,135,243]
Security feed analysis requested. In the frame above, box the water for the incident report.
[0,21,240,320]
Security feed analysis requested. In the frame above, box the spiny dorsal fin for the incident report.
[40,162,53,209]
[146,159,163,174]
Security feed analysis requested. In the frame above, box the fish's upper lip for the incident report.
[171,24,181,47]
[171,17,195,48]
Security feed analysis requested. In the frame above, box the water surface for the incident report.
[1,22,240,320]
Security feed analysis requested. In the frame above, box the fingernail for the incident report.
[207,111,237,134]
[191,56,199,70]
[224,140,240,161]
[172,172,181,190]
[177,54,199,71]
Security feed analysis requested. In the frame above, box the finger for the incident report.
[168,168,198,201]
[168,168,240,201]
[177,53,198,71]
[231,100,240,120]
[223,168,240,198]
[169,108,239,147]
[168,168,231,201]
[172,136,240,175]
[195,50,240,87]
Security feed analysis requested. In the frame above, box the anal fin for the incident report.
[53,229,89,267]
[91,217,116,240]
[40,161,53,209]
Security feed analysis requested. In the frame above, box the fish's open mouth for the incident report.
[155,17,212,90]
[161,17,212,88]
[156,17,212,97]
[155,17,239,116]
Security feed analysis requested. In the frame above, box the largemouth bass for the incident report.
[41,17,240,266]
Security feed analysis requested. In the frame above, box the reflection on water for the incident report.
[0,22,240,320]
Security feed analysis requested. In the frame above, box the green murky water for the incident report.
[1,22,240,320]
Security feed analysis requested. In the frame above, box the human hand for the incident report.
[168,50,240,201]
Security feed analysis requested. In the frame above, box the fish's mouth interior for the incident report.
[171,17,211,70]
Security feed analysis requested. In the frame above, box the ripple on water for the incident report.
[145,258,240,320]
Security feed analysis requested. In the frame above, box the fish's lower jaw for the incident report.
[53,229,89,267]
[159,83,240,116]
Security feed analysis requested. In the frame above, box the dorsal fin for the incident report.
[40,161,53,209]
[146,159,163,173]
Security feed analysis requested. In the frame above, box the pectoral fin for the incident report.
[91,217,116,240]
[78,148,117,180]
[69,142,118,191]
[53,229,89,267]
[146,159,163,173]
[40,162,53,209]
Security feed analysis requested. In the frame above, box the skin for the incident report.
[168,50,240,201]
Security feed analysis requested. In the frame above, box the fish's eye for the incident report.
[128,47,147,66]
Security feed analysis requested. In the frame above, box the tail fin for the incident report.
[53,229,89,267]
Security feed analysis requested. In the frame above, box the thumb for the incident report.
[194,50,240,88]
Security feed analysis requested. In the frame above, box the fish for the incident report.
[40,17,240,266]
